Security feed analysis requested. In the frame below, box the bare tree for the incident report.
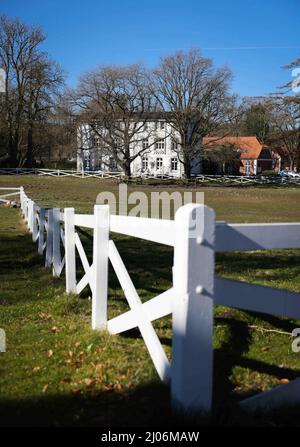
[0,15,65,166]
[152,49,234,178]
[268,96,300,170]
[242,101,271,143]
[73,64,160,177]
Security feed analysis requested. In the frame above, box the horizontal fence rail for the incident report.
[0,187,21,204]
[0,167,300,185]
[3,186,300,414]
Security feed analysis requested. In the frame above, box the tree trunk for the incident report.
[123,159,131,177]
[9,136,18,167]
[26,126,34,167]
[182,148,191,179]
[123,143,131,177]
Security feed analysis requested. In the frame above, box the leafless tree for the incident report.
[0,15,65,166]
[73,64,160,177]
[268,96,300,170]
[152,49,234,177]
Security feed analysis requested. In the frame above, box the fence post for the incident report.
[19,187,24,211]
[52,208,61,277]
[28,200,34,233]
[23,195,29,223]
[38,208,46,255]
[92,204,110,330]
[64,208,76,293]
[171,203,215,414]
[45,209,53,268]
[32,203,38,242]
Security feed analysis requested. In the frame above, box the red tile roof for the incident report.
[203,136,264,159]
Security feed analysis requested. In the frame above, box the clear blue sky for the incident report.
[1,0,300,97]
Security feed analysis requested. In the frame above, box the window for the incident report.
[93,135,101,147]
[142,139,149,150]
[155,139,165,151]
[142,156,148,171]
[160,121,165,130]
[245,161,251,175]
[171,139,178,151]
[109,157,117,170]
[171,157,178,171]
[156,157,163,170]
[84,151,90,170]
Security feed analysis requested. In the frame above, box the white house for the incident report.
[77,117,201,177]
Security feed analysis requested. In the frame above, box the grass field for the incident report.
[0,175,300,426]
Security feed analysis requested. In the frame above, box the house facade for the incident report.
[203,136,281,176]
[77,121,281,177]
[77,118,201,177]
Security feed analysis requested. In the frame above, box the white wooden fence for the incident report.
[8,187,300,414]
[1,167,300,185]
[0,186,21,204]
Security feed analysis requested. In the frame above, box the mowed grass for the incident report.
[0,175,300,426]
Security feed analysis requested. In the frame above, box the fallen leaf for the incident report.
[75,342,81,348]
[32,366,41,373]
[59,378,71,385]
[51,326,59,333]
[68,350,73,358]
[82,378,95,387]
[42,384,49,393]
[47,349,53,358]
[280,378,289,384]
[261,346,270,352]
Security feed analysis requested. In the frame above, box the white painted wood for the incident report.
[75,232,95,295]
[108,239,171,382]
[74,214,95,229]
[107,288,174,334]
[45,209,53,268]
[240,379,300,412]
[216,222,300,252]
[92,205,109,330]
[0,187,21,190]
[64,208,76,293]
[110,214,175,246]
[52,208,62,277]
[28,200,34,233]
[172,203,215,414]
[32,203,38,242]
[215,276,300,319]
[9,186,300,415]
[0,191,21,199]
[38,208,46,254]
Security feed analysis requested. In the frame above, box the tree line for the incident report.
[0,15,299,176]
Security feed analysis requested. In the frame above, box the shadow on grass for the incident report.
[216,251,300,285]
[0,233,43,275]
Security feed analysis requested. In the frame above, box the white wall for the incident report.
[77,120,202,177]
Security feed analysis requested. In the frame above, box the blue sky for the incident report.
[1,0,300,97]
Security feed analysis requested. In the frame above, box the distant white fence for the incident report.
[1,167,300,184]
[0,187,21,204]
[6,186,300,414]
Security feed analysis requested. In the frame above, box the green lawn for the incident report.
[0,175,300,426]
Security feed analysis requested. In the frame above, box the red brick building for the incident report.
[203,136,281,175]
